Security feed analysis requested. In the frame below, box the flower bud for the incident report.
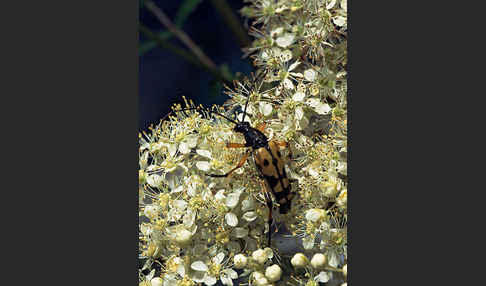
[174,228,192,246]
[150,277,163,286]
[265,264,282,282]
[233,254,248,269]
[252,249,268,265]
[253,271,269,286]
[342,264,347,277]
[341,283,347,286]
[291,253,308,268]
[310,253,327,269]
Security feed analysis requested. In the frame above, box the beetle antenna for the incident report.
[207,108,239,125]
[241,93,251,123]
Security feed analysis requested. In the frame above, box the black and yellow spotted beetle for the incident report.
[204,95,296,245]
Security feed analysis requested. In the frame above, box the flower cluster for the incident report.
[139,0,347,285]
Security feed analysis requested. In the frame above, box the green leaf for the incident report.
[174,0,204,26]
[139,0,203,56]
[139,31,172,56]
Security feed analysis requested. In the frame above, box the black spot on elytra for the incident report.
[263,159,269,166]
[266,175,279,189]
[272,158,278,166]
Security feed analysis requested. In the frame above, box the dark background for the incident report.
[139,0,254,130]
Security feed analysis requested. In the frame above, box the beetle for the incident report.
[204,95,296,245]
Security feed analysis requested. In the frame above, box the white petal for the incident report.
[203,275,217,286]
[178,142,190,154]
[225,193,240,208]
[302,236,315,250]
[172,199,187,210]
[295,107,304,120]
[315,103,332,115]
[225,212,238,227]
[220,275,232,286]
[328,251,339,267]
[259,102,273,116]
[276,33,295,48]
[241,196,255,211]
[292,91,305,102]
[341,0,347,11]
[184,134,198,148]
[172,185,183,193]
[226,269,238,279]
[288,61,301,72]
[304,69,317,81]
[333,16,346,27]
[242,211,258,222]
[215,189,226,201]
[213,252,225,264]
[147,174,163,188]
[315,271,330,283]
[232,227,249,238]
[326,0,336,9]
[196,161,211,171]
[168,144,177,157]
[176,264,185,277]
[283,78,295,90]
[191,261,208,272]
[196,149,212,158]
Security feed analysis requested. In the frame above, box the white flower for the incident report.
[291,253,309,268]
[150,277,163,286]
[276,33,295,48]
[305,208,326,222]
[233,254,248,269]
[225,212,238,227]
[302,235,315,250]
[265,264,282,282]
[310,253,327,269]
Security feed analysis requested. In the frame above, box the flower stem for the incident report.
[143,0,218,71]
[139,24,232,83]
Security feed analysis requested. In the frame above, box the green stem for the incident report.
[139,25,232,83]
[209,0,251,48]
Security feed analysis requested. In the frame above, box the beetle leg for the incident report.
[260,180,273,246]
[226,143,247,148]
[207,150,250,178]
[256,122,267,132]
